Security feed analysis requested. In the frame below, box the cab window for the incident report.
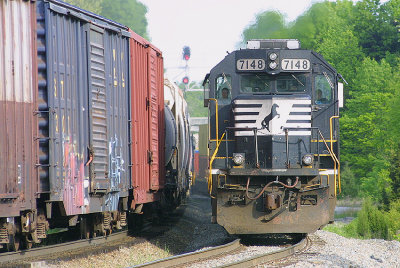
[240,74,271,93]
[276,74,307,93]
[216,74,232,105]
[315,73,333,105]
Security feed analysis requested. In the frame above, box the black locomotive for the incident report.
[203,39,343,234]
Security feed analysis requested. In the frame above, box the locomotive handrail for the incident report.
[226,127,260,168]
[207,97,222,198]
[317,129,340,196]
[208,132,226,198]
[283,126,341,196]
[208,98,219,140]
[330,116,341,194]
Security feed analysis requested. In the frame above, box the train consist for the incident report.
[0,0,191,250]
[204,39,343,234]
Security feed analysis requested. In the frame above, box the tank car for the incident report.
[164,79,192,207]
[203,39,343,234]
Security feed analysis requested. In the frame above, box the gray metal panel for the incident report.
[87,25,130,194]
[104,29,130,194]
[88,25,109,192]
[41,2,90,216]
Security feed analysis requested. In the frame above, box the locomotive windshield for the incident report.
[240,74,271,93]
[239,73,309,94]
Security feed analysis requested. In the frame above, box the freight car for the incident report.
[164,79,193,208]
[203,39,343,234]
[0,0,190,251]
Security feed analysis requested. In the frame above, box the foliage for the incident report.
[100,0,149,38]
[356,199,390,239]
[340,163,359,198]
[64,0,149,39]
[387,199,400,240]
[184,91,208,118]
[65,0,102,14]
[242,11,288,45]
[325,199,400,241]
[352,0,400,60]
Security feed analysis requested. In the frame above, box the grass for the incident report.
[324,198,400,242]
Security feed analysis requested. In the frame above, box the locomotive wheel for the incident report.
[80,217,91,239]
[7,234,20,251]
[6,221,20,251]
[23,235,33,249]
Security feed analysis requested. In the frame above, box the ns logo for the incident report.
[261,103,280,132]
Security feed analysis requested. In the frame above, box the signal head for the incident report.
[183,46,191,61]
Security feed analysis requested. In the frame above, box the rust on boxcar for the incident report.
[0,0,38,216]
[129,30,164,206]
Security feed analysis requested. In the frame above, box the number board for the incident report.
[236,59,265,71]
[281,59,310,71]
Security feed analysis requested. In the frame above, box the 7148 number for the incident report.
[236,59,265,71]
[281,59,310,71]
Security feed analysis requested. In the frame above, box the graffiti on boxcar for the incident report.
[101,135,126,211]
[62,136,88,215]
[109,135,125,190]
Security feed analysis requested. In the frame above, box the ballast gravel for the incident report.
[281,230,400,268]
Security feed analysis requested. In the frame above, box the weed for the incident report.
[325,198,400,242]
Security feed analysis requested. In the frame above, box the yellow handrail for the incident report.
[318,132,339,196]
[208,132,226,197]
[208,98,219,139]
[329,116,341,195]
[207,98,223,198]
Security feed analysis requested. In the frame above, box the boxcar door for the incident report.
[88,25,109,193]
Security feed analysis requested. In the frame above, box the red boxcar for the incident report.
[0,0,38,219]
[129,30,165,208]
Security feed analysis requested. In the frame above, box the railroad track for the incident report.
[0,230,130,266]
[134,236,310,268]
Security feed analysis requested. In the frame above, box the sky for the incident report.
[137,0,386,85]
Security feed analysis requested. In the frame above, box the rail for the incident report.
[219,237,309,268]
[134,239,241,268]
[135,237,309,268]
[0,231,129,265]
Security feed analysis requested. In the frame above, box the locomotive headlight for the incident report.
[232,153,245,166]
[302,154,314,166]
[269,61,277,69]
[269,52,277,61]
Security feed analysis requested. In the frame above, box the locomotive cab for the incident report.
[204,39,342,234]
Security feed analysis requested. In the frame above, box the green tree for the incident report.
[65,0,149,39]
[100,0,148,39]
[352,0,400,60]
[65,0,102,14]
[241,11,288,45]
[340,58,397,200]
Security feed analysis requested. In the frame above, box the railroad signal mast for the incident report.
[182,46,190,89]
